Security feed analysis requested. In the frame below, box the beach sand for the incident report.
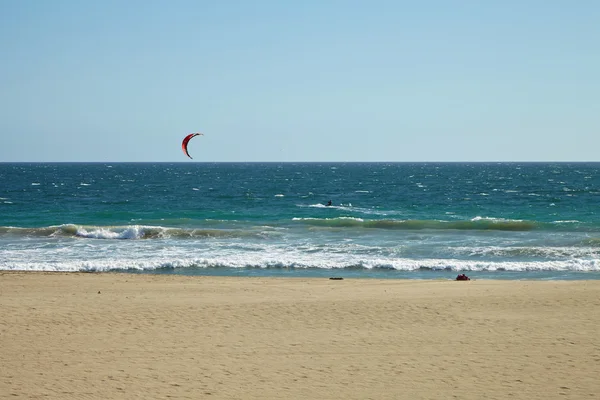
[1,273,599,399]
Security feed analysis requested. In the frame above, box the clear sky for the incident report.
[1,0,598,162]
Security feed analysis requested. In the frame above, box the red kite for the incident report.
[182,133,203,159]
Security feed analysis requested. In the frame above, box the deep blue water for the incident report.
[2,162,600,279]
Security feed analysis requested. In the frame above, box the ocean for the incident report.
[1,162,600,280]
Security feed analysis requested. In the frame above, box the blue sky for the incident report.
[1,0,598,162]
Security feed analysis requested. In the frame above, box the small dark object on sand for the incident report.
[329,277,344,280]
[455,274,470,281]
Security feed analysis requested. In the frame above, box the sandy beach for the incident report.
[1,273,599,399]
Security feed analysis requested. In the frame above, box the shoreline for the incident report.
[2,272,599,399]
[3,269,600,281]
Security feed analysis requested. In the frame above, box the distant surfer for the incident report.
[326,200,332,207]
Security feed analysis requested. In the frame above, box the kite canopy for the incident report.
[182,133,203,159]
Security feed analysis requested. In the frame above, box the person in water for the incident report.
[326,200,332,206]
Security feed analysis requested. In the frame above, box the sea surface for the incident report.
[2,162,600,280]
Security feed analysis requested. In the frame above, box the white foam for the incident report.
[76,226,145,240]
[471,216,523,223]
[3,253,600,274]
[292,217,365,222]
[3,222,600,275]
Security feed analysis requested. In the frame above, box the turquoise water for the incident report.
[2,162,600,279]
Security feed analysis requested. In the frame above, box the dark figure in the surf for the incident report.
[326,200,332,206]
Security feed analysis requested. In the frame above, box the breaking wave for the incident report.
[0,224,268,240]
[2,256,600,274]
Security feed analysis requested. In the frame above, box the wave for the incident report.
[451,245,600,258]
[1,216,592,240]
[289,216,600,232]
[1,214,596,242]
[0,224,269,240]
[292,217,541,231]
[302,203,401,216]
[3,256,600,273]
[305,203,353,210]
[582,237,600,247]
